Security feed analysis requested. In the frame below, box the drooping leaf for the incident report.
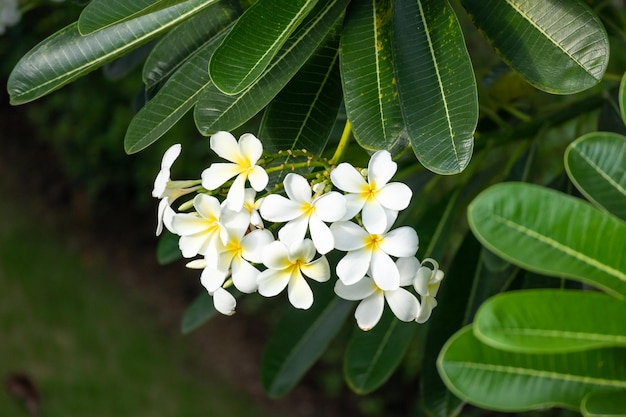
[620,72,626,125]
[565,132,626,221]
[78,0,186,35]
[156,231,182,265]
[462,0,609,94]
[340,0,405,152]
[475,289,626,353]
[438,326,626,412]
[392,0,477,174]
[209,0,319,94]
[8,0,215,105]
[180,289,242,334]
[125,23,233,153]
[261,282,353,397]
[195,0,349,135]
[468,182,626,298]
[258,34,342,156]
[343,308,416,394]
[142,3,240,91]
[581,390,626,417]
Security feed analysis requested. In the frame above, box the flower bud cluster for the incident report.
[152,131,445,330]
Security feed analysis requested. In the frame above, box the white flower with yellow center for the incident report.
[413,259,444,323]
[201,132,269,211]
[259,173,346,254]
[335,257,421,330]
[152,144,201,235]
[330,221,418,291]
[330,150,412,234]
[258,239,330,309]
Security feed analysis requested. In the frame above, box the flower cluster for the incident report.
[153,131,445,330]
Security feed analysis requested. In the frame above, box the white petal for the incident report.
[241,229,274,263]
[156,198,168,236]
[396,257,420,286]
[161,143,182,169]
[201,162,240,190]
[385,288,419,321]
[330,221,367,251]
[262,240,290,269]
[283,173,312,203]
[416,296,437,323]
[287,238,316,263]
[210,131,241,161]
[178,233,207,258]
[300,256,330,282]
[330,163,367,193]
[361,199,388,234]
[368,150,396,188]
[212,287,236,316]
[185,259,206,269]
[258,268,290,297]
[380,226,419,257]
[259,194,302,222]
[377,182,412,211]
[248,166,269,191]
[238,133,263,164]
[288,273,314,309]
[277,216,309,248]
[313,191,346,222]
[336,249,371,285]
[370,250,399,291]
[152,170,169,198]
[340,193,365,221]
[355,293,385,331]
[413,266,433,296]
[231,258,260,293]
[194,194,222,220]
[225,174,247,211]
[308,215,334,254]
[334,277,377,301]
[200,266,228,293]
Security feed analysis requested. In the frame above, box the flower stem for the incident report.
[328,119,352,165]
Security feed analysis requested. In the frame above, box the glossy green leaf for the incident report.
[565,132,626,221]
[468,182,626,298]
[340,0,405,151]
[209,0,319,94]
[156,231,182,265]
[620,72,626,125]
[462,0,609,94]
[78,0,184,35]
[261,283,353,397]
[195,0,348,135]
[180,289,242,334]
[125,23,232,153]
[438,326,626,412]
[344,308,416,394]
[392,0,477,174]
[8,0,215,105]
[582,390,626,417]
[142,3,239,90]
[475,290,626,353]
[258,35,341,157]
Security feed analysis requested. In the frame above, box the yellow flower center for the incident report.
[361,182,379,201]
[301,202,316,217]
[364,234,383,251]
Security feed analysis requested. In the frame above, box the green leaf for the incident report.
[78,0,184,35]
[582,390,626,417]
[209,0,319,94]
[340,0,405,151]
[156,231,182,265]
[125,22,232,153]
[258,35,342,156]
[8,0,216,105]
[343,308,416,394]
[475,290,626,353]
[261,283,353,397]
[565,132,626,222]
[392,0,477,174]
[181,289,242,334]
[468,182,626,298]
[462,0,609,94]
[438,326,626,412]
[620,72,626,125]
[195,0,348,135]
[142,3,240,91]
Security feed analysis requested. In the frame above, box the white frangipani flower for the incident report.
[170,194,232,259]
[330,221,418,291]
[330,150,412,234]
[213,287,237,316]
[414,259,444,323]
[152,144,201,235]
[335,257,420,330]
[260,173,346,254]
[201,132,269,211]
[258,239,330,309]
